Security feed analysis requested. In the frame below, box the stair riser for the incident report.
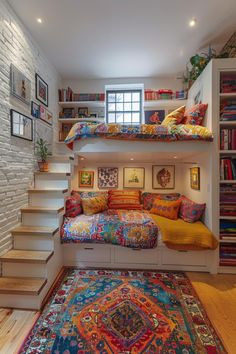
[2,262,47,277]
[21,213,63,228]
[14,236,54,251]
[29,194,65,208]
[0,294,42,310]
[48,162,71,173]
[35,177,70,189]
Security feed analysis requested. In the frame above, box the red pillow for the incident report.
[65,194,82,217]
[182,103,208,125]
[179,195,205,223]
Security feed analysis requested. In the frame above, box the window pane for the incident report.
[132,92,140,102]
[108,93,116,102]
[116,113,123,123]
[116,103,123,111]
[132,102,140,111]
[116,93,123,102]
[108,103,115,111]
[132,112,140,122]
[124,102,131,111]
[124,93,131,102]
[108,113,115,123]
[124,113,132,124]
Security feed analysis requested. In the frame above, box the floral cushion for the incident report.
[108,190,142,210]
[182,104,208,125]
[81,195,108,216]
[142,192,180,210]
[72,190,108,200]
[150,198,181,220]
[65,195,82,218]
[161,106,185,126]
[179,195,206,223]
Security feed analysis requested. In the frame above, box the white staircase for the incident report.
[0,155,74,310]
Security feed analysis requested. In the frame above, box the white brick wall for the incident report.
[0,0,61,255]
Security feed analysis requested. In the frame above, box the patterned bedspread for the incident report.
[61,209,159,249]
[64,122,213,149]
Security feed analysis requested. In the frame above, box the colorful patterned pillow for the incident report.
[108,190,142,210]
[182,104,208,125]
[142,192,180,210]
[150,198,181,220]
[65,195,82,218]
[179,196,206,223]
[81,195,108,215]
[161,106,185,126]
[72,190,108,200]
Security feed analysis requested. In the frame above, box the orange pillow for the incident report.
[108,190,142,210]
[150,198,181,220]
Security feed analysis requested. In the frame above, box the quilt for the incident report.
[61,209,159,249]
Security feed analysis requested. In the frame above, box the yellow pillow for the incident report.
[82,195,108,215]
[184,124,212,138]
[150,198,181,220]
[161,106,185,126]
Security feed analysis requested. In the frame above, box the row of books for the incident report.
[220,100,236,121]
[219,243,236,266]
[220,75,236,93]
[144,89,187,101]
[58,87,105,102]
[220,158,236,180]
[220,183,236,192]
[220,128,236,150]
[220,220,236,241]
[220,192,236,216]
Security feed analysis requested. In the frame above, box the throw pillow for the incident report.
[179,195,206,223]
[161,106,185,126]
[82,195,108,216]
[150,199,181,220]
[65,195,82,218]
[142,192,180,210]
[108,190,142,210]
[182,103,208,125]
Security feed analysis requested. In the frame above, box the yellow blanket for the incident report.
[150,214,218,250]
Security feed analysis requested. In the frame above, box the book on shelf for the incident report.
[219,242,236,266]
[220,100,236,121]
[220,74,236,93]
[220,157,236,180]
[58,87,105,102]
[220,128,236,149]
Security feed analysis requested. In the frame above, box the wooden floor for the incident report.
[0,272,235,354]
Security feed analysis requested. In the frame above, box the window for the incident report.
[105,84,143,125]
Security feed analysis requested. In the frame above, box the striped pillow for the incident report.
[108,190,142,210]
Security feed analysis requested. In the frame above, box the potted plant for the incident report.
[35,137,50,172]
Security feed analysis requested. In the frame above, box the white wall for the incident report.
[0,0,60,254]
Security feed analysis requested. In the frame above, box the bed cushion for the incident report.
[142,192,180,210]
[72,190,108,200]
[150,199,181,220]
[179,195,205,223]
[161,106,185,126]
[65,195,82,218]
[182,103,208,125]
[82,195,108,216]
[108,190,142,210]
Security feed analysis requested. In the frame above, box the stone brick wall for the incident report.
[0,0,60,255]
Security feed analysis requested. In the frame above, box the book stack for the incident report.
[219,243,236,266]
[157,89,173,99]
[220,100,236,121]
[220,219,236,240]
[220,192,236,216]
[220,128,236,149]
[220,183,236,192]
[144,90,159,100]
[221,75,236,93]
[58,87,73,102]
[58,88,105,102]
[175,90,187,100]
[220,158,236,180]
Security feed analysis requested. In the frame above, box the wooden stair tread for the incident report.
[21,206,64,214]
[12,226,59,236]
[0,277,47,295]
[34,172,71,176]
[28,188,68,193]
[47,155,74,161]
[0,250,54,264]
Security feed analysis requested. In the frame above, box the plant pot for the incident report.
[38,161,49,172]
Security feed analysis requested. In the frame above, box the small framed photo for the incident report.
[89,113,98,118]
[123,167,145,189]
[10,64,31,105]
[79,170,94,188]
[190,167,200,190]
[35,73,48,106]
[62,107,75,118]
[78,107,88,117]
[10,109,33,141]
[145,110,165,124]
[31,101,40,118]
[152,165,175,189]
[40,106,53,125]
[98,167,118,189]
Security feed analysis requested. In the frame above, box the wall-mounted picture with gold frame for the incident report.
[79,170,94,188]
[190,167,200,190]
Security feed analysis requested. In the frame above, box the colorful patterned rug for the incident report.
[19,269,226,353]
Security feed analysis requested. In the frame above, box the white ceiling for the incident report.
[8,0,236,79]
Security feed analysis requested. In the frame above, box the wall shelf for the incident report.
[59,101,105,108]
[219,121,236,126]
[219,93,236,97]
[58,118,104,123]
[144,99,187,108]
[220,150,236,154]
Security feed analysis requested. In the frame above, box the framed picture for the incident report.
[34,119,53,154]
[40,106,53,125]
[39,105,46,121]
[10,109,33,141]
[152,165,175,189]
[35,73,48,106]
[78,107,88,117]
[123,167,145,189]
[145,110,165,124]
[98,167,118,189]
[89,113,98,118]
[79,170,94,188]
[31,101,40,118]
[10,64,31,105]
[190,167,200,190]
[62,108,75,118]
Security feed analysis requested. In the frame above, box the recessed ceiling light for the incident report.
[130,158,134,161]
[189,18,197,27]
[80,157,85,161]
[37,18,42,24]
[174,156,178,159]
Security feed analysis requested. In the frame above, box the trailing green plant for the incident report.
[35,137,50,162]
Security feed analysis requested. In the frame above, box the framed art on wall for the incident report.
[98,167,118,188]
[10,64,31,105]
[10,109,33,141]
[31,101,40,118]
[35,73,48,106]
[40,106,53,125]
[123,167,145,189]
[152,165,175,189]
[144,110,165,124]
[79,171,94,188]
[190,167,200,190]
[78,107,88,117]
